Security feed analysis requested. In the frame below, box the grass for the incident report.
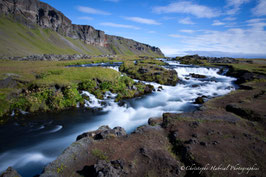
[0,16,164,57]
[229,63,266,75]
[0,17,81,56]
[120,61,178,85]
[91,149,108,160]
[0,57,158,121]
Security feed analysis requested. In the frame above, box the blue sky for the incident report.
[41,0,266,57]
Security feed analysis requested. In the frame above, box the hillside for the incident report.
[0,0,163,57]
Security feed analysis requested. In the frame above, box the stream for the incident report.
[0,59,237,177]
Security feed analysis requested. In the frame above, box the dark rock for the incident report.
[76,126,127,141]
[184,138,199,144]
[157,86,163,91]
[189,122,199,128]
[144,84,154,94]
[191,84,200,88]
[0,167,22,177]
[148,117,162,126]
[194,96,205,104]
[207,130,215,136]
[212,141,219,145]
[192,133,198,138]
[0,77,18,88]
[118,101,126,107]
[94,160,126,177]
[139,147,150,158]
[200,142,207,146]
[189,73,207,79]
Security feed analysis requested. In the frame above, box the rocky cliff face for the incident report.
[0,0,163,56]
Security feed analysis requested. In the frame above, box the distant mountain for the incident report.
[0,0,164,57]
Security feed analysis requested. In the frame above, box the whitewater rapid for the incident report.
[0,60,236,176]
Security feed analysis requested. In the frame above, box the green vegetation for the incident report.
[0,57,157,122]
[174,56,204,65]
[91,149,108,160]
[0,16,164,57]
[120,61,178,85]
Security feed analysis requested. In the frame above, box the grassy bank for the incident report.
[0,56,156,123]
[120,60,178,85]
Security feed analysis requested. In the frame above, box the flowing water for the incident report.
[0,60,236,176]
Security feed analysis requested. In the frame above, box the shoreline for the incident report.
[1,58,266,177]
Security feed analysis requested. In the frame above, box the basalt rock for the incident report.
[189,73,207,79]
[76,126,127,141]
[0,167,22,177]
[144,84,154,94]
[0,0,164,57]
[194,96,205,104]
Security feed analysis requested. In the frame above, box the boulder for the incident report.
[93,160,126,177]
[194,96,205,104]
[157,86,163,91]
[144,84,154,94]
[0,167,21,177]
[76,126,127,141]
[148,117,162,126]
[189,73,206,78]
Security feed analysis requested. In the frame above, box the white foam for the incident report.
[82,91,103,108]
[0,60,238,176]
[175,67,220,79]
[0,152,53,172]
[106,66,120,72]
[48,125,63,133]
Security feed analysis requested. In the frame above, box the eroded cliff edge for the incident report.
[0,0,163,57]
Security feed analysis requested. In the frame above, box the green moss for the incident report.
[120,61,178,85]
[91,149,108,160]
[57,164,65,174]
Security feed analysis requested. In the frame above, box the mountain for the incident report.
[0,0,164,57]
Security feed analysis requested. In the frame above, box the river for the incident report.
[0,59,236,176]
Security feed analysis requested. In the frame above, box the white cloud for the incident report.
[78,16,93,21]
[77,6,111,15]
[178,17,195,25]
[179,29,195,33]
[225,0,251,15]
[100,22,140,30]
[161,16,176,20]
[124,17,161,25]
[153,1,219,18]
[246,18,266,23]
[169,34,186,38]
[223,17,236,21]
[169,25,266,55]
[252,0,266,16]
[160,47,188,56]
[148,31,156,34]
[246,18,266,30]
[212,20,226,26]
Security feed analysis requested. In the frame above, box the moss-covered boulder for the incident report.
[120,61,178,86]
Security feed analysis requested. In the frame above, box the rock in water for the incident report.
[194,96,205,104]
[189,73,207,78]
[0,167,22,177]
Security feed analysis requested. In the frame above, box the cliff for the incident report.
[0,0,164,57]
